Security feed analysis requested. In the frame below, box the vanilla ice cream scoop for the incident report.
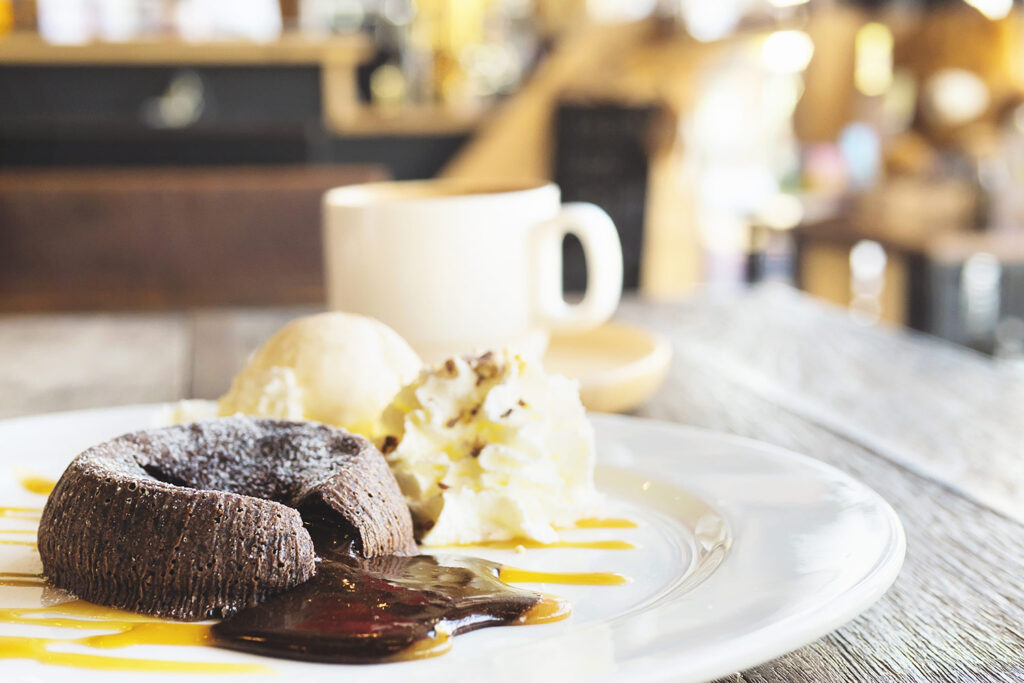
[216,312,421,438]
[379,349,598,546]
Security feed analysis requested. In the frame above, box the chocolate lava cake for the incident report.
[37,418,416,620]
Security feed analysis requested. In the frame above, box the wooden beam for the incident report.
[0,31,369,66]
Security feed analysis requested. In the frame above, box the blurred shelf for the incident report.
[0,31,370,66]
[0,31,485,142]
[926,230,1024,264]
[326,104,487,137]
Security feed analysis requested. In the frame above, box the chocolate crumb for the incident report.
[470,351,501,386]
[518,399,528,408]
[443,359,458,376]
[438,482,450,490]
[470,443,484,458]
[445,414,461,429]
[500,408,513,419]
[381,436,398,455]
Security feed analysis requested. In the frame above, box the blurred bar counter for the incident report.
[0,30,370,65]
[797,211,1024,354]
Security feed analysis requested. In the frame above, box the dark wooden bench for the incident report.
[0,165,387,311]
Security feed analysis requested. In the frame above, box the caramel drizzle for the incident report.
[0,637,270,674]
[16,474,56,496]
[393,632,452,661]
[516,595,573,623]
[574,517,639,529]
[0,571,46,588]
[0,600,270,673]
[498,566,630,586]
[0,507,40,521]
[452,538,634,551]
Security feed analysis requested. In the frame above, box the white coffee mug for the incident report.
[323,179,622,362]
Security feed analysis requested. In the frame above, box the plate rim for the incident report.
[588,412,907,682]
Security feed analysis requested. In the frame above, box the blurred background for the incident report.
[1,0,1023,361]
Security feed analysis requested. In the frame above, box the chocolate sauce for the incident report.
[211,526,570,663]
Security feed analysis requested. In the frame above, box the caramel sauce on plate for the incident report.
[0,636,270,674]
[1,476,636,670]
[498,566,630,586]
[0,507,40,521]
[0,537,628,669]
[453,538,634,551]
[16,475,56,496]
[574,517,639,529]
[0,571,46,588]
[0,599,269,673]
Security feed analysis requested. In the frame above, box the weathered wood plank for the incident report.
[188,307,318,400]
[0,312,189,418]
[621,285,1024,523]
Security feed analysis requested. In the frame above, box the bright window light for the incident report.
[964,0,1013,21]
[926,69,990,125]
[761,30,815,74]
[855,22,894,97]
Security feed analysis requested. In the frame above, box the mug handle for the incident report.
[533,202,623,332]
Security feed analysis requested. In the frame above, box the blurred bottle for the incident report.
[406,0,536,107]
[35,0,170,42]
[37,0,93,43]
[10,0,38,32]
[175,0,282,42]
[96,0,142,41]
[370,62,407,112]
[299,0,365,36]
[0,0,12,36]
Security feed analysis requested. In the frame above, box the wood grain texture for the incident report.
[620,285,1024,522]
[189,306,317,400]
[0,312,188,418]
[0,166,387,311]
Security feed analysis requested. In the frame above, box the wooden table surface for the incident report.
[2,285,1023,681]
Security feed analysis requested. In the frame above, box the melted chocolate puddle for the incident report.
[211,525,570,663]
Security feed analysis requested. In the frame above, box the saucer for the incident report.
[543,322,672,413]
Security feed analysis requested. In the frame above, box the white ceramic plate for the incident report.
[0,405,904,683]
